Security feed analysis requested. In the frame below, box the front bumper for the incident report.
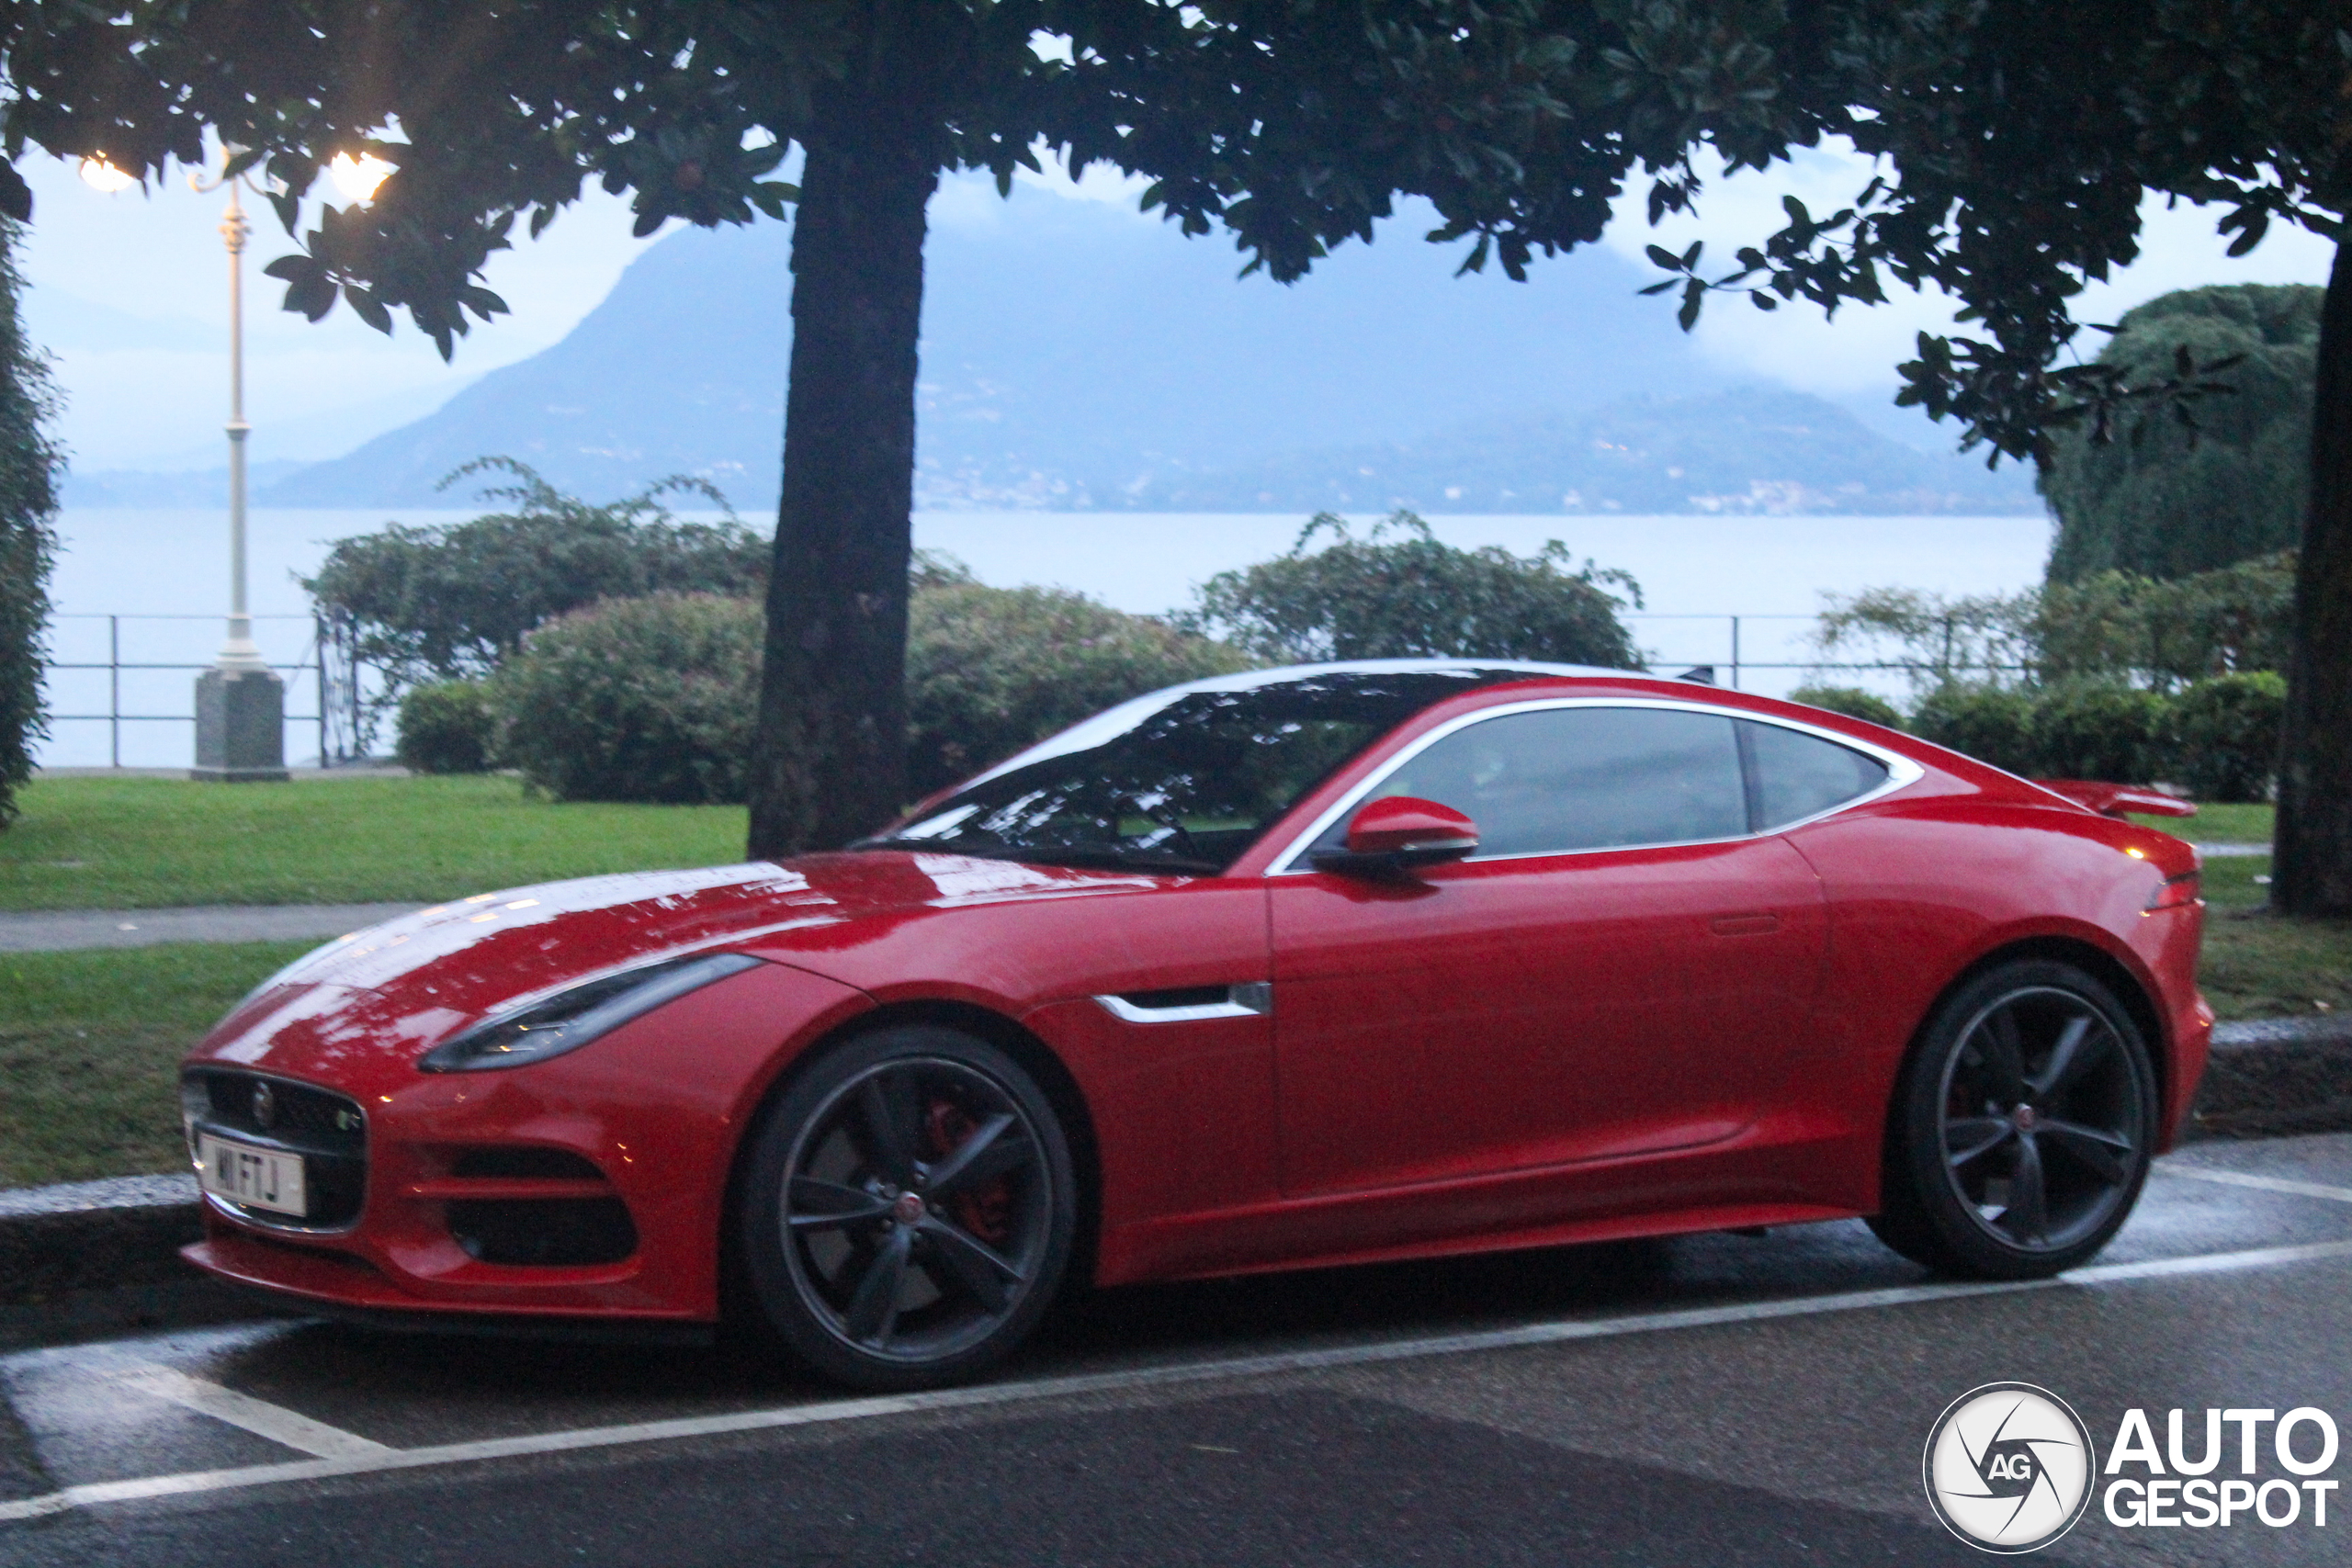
[178,959,873,1324]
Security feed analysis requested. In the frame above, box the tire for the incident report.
[737,1025,1077,1390]
[1868,959,2157,1280]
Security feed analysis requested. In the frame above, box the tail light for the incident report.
[2144,871,2201,912]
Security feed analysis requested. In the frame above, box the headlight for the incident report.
[419,952,764,1073]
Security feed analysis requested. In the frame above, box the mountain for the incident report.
[243,175,2031,514]
[1141,388,2040,514]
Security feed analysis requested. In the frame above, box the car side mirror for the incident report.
[1309,795,1480,878]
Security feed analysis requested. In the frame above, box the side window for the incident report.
[1740,720,1890,829]
[1333,705,1748,858]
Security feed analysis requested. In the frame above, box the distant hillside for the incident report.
[218,175,2033,515]
[1146,389,2040,514]
[64,461,309,508]
[262,181,1743,510]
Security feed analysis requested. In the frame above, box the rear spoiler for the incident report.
[2033,780,2198,820]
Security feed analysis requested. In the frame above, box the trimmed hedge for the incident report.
[492,593,760,804]
[908,580,1251,795]
[1785,685,1905,730]
[1908,676,2280,798]
[1911,685,2041,775]
[2167,671,2286,804]
[395,681,497,775]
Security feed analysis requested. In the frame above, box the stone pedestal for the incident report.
[190,667,289,782]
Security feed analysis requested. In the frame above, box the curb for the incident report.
[4,1017,2351,1348]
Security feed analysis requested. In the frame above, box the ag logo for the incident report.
[1924,1382,2097,1553]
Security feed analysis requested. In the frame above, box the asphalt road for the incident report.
[5,1134,2351,1567]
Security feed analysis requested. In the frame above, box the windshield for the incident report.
[863,669,1554,874]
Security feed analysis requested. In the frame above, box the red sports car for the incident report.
[180,661,2210,1388]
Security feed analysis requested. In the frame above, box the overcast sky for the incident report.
[17,140,2335,478]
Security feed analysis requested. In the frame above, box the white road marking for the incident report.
[113,1365,391,1460]
[4,1235,2350,1525]
[2165,1164,2352,1206]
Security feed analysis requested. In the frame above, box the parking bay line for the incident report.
[113,1365,391,1460]
[2165,1164,2352,1206]
[5,1235,2351,1526]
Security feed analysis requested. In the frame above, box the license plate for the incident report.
[196,1133,308,1217]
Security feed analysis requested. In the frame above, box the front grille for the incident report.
[447,1198,639,1266]
[182,1068,368,1230]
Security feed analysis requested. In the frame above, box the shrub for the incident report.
[2031,682,2172,782]
[1911,685,2041,774]
[908,578,1254,795]
[2168,671,2286,803]
[1182,511,1642,670]
[492,593,761,804]
[395,681,496,774]
[1785,685,1905,730]
[304,459,766,690]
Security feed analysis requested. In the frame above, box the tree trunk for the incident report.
[745,116,937,858]
[2274,236,2352,914]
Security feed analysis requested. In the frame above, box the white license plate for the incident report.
[196,1133,308,1217]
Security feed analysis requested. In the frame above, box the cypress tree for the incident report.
[0,219,62,829]
[2041,285,2322,582]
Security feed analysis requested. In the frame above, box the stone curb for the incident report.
[3,1016,2350,1347]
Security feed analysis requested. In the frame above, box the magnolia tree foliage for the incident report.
[2042,286,2321,583]
[15,2,2352,903]
[0,1,1833,857]
[1182,511,1643,670]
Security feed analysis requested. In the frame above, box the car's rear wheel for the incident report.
[1869,959,2156,1280]
[738,1025,1076,1390]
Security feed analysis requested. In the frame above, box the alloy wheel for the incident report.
[1936,986,2148,1255]
[778,1055,1057,1365]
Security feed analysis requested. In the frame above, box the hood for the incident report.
[197,852,1163,1066]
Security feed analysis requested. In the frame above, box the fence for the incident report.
[40,614,374,770]
[35,609,2027,770]
[1621,613,2028,691]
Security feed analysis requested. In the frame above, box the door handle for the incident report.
[1709,912,1781,937]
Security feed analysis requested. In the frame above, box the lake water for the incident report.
[39,505,2052,768]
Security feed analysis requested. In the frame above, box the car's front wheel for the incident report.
[738,1025,1077,1390]
[1869,959,2157,1280]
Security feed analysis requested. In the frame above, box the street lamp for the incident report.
[186,146,288,782]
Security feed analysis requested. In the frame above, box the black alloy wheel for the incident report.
[1870,960,2157,1279]
[738,1025,1076,1390]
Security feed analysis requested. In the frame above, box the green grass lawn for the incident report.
[0,775,750,911]
[0,940,313,1185]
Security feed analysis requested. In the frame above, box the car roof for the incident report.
[962,658,1645,789]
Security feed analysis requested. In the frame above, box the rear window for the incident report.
[1739,721,1890,829]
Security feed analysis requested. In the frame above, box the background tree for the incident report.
[0,216,61,829]
[1637,0,2352,914]
[2042,286,2320,582]
[0,2,1818,854]
[1184,511,1642,670]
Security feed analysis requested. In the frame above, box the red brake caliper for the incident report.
[923,1100,1012,1247]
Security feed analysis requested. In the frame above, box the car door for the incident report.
[1266,700,1833,1201]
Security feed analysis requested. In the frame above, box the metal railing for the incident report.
[41,613,372,768]
[1622,613,2026,691]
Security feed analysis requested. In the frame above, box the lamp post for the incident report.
[187,151,288,781]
